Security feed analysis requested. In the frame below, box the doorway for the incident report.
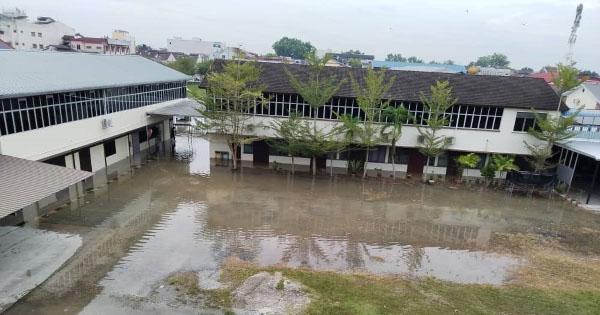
[252,140,269,165]
[407,149,426,175]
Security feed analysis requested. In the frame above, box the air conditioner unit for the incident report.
[101,118,113,129]
[417,135,425,144]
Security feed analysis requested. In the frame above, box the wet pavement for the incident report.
[6,135,600,314]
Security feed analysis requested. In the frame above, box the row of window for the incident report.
[214,93,505,130]
[0,81,186,136]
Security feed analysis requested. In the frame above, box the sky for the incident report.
[3,0,599,71]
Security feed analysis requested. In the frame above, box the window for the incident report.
[32,44,37,49]
[389,147,409,164]
[138,129,148,142]
[1,82,186,136]
[76,44,81,50]
[427,154,447,167]
[104,139,116,156]
[37,32,42,37]
[243,143,253,154]
[0,30,4,35]
[39,44,43,49]
[513,112,545,132]
[368,146,387,163]
[85,45,92,49]
[31,31,35,36]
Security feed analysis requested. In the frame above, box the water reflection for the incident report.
[8,135,598,314]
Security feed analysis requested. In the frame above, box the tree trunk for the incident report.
[363,149,369,178]
[291,156,295,175]
[232,144,238,170]
[312,156,317,176]
[391,150,396,179]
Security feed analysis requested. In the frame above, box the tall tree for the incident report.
[473,53,510,68]
[523,111,578,173]
[553,63,582,111]
[272,37,315,59]
[198,59,265,170]
[195,60,213,75]
[417,81,457,178]
[381,104,409,179]
[407,56,423,63]
[351,68,395,178]
[269,113,308,174]
[167,56,197,75]
[580,70,599,78]
[286,52,346,175]
[385,53,407,62]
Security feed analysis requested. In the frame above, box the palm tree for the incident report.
[381,104,409,179]
[491,154,519,180]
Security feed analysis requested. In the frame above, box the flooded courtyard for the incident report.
[6,136,600,314]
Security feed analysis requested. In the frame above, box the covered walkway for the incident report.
[556,140,600,208]
[0,155,93,222]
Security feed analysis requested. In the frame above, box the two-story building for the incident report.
[201,61,560,179]
[0,50,190,224]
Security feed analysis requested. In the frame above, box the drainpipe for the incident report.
[586,161,599,204]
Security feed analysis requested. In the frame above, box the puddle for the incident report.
[7,135,600,314]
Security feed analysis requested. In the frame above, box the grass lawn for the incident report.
[220,258,600,315]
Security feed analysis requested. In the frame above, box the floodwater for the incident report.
[6,135,600,314]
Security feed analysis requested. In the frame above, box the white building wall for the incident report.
[565,85,600,110]
[233,108,551,155]
[166,37,229,59]
[0,14,75,50]
[105,136,129,166]
[90,144,105,172]
[0,99,178,161]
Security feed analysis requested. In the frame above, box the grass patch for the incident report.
[220,257,600,315]
[276,278,285,291]
[167,271,200,295]
[167,271,233,312]
[491,232,600,290]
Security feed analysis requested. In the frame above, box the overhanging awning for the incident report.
[0,155,93,219]
[557,140,600,161]
[147,98,203,117]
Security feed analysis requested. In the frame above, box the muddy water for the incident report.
[6,136,600,314]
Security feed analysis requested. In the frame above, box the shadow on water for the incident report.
[7,135,600,314]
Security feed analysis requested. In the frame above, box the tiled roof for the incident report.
[205,60,560,110]
[0,39,13,49]
[0,50,191,98]
[0,155,93,219]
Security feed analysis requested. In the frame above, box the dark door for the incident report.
[445,151,460,178]
[252,140,269,165]
[407,149,426,175]
[79,148,93,172]
[316,155,327,169]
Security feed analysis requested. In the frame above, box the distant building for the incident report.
[111,29,135,53]
[0,8,75,51]
[62,31,135,55]
[564,81,600,110]
[63,34,105,53]
[0,38,13,49]
[166,37,232,59]
[373,61,466,74]
[330,53,374,67]
[476,67,512,76]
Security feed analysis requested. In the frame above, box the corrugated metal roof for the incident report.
[0,155,93,219]
[558,140,600,161]
[147,98,203,117]
[0,50,191,98]
[373,60,467,74]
